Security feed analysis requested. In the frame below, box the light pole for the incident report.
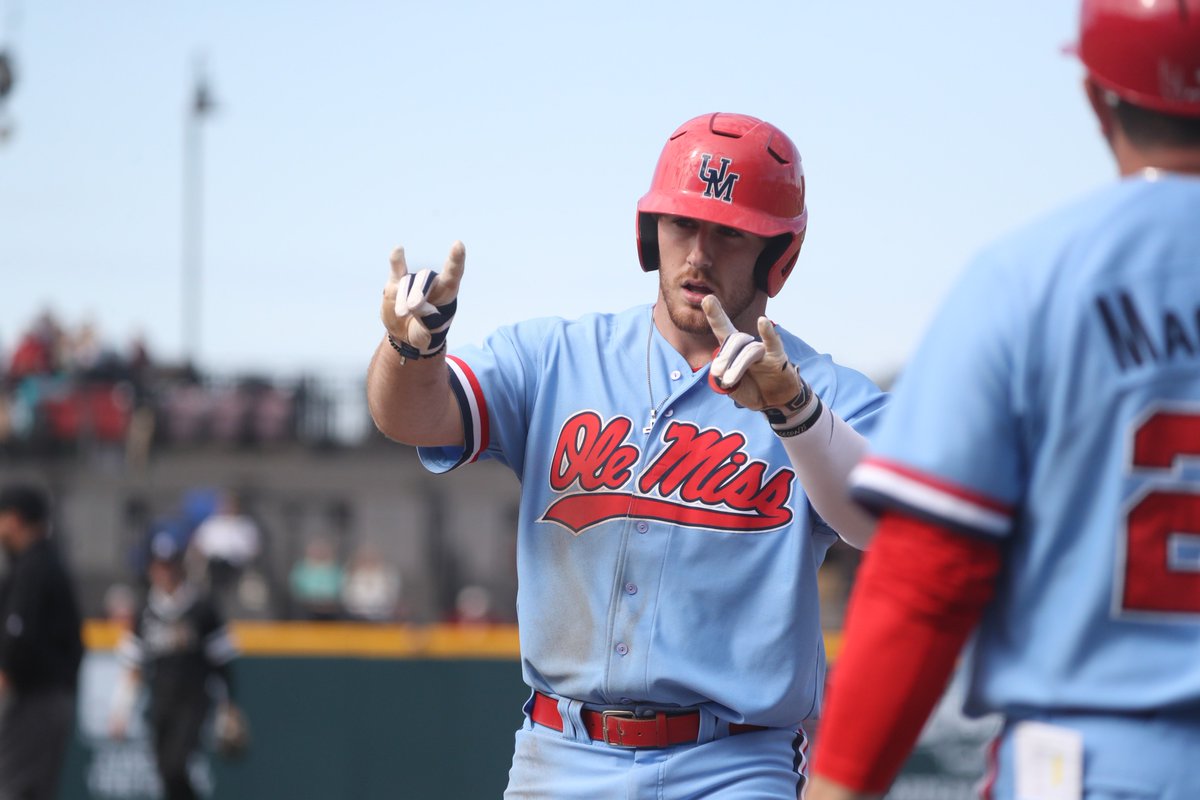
[0,0,19,143]
[0,45,15,143]
[182,59,214,368]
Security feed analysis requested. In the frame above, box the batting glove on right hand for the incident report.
[380,242,465,361]
[703,295,823,437]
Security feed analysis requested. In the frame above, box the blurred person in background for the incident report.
[5,312,63,442]
[287,536,343,621]
[447,584,497,627]
[6,311,60,383]
[110,533,242,800]
[63,319,103,376]
[189,490,261,609]
[0,483,83,800]
[340,542,402,622]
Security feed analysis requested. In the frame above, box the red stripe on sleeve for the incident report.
[860,457,1014,514]
[447,355,490,462]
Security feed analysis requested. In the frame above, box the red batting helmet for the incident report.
[1077,0,1200,117]
[636,113,808,298]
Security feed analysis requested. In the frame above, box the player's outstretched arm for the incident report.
[367,242,466,447]
[702,295,876,549]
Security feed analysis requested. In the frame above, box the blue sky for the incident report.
[0,1,1111,383]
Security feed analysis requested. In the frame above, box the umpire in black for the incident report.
[0,483,84,800]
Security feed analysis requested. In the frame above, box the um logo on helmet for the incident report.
[698,154,740,203]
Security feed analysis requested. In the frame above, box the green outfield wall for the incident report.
[59,623,996,800]
[62,623,528,799]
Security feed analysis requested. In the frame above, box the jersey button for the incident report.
[635,521,649,534]
[670,370,682,380]
[615,642,629,656]
[665,409,673,417]
[625,583,638,595]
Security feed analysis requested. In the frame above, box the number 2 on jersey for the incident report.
[1121,409,1200,616]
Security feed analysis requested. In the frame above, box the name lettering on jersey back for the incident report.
[1097,290,1200,371]
[543,411,795,535]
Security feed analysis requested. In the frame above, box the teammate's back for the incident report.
[964,172,1200,716]
[807,1,1200,797]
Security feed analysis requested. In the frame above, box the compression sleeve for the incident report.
[778,406,876,549]
[811,511,1002,793]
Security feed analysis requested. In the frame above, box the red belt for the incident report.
[531,692,767,748]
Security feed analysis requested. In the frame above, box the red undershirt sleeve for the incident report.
[811,510,1004,794]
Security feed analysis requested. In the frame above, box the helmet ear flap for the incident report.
[637,212,661,272]
[756,233,801,297]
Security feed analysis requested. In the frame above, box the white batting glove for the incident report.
[702,295,823,436]
[380,242,465,360]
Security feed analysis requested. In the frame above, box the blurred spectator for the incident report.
[5,312,64,442]
[6,310,61,382]
[209,378,294,446]
[341,543,402,622]
[126,331,152,382]
[248,379,294,443]
[190,491,262,605]
[448,584,497,627]
[288,537,343,621]
[0,310,348,453]
[2,311,149,450]
[109,533,241,800]
[0,483,84,800]
[65,319,103,375]
[231,568,273,620]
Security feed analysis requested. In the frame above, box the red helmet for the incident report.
[1078,0,1200,117]
[636,113,808,298]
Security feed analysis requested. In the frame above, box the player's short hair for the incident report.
[0,483,51,530]
[1112,98,1200,149]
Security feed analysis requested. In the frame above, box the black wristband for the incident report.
[762,373,812,427]
[387,334,447,361]
[771,395,824,438]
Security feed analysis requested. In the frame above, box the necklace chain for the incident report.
[644,311,670,435]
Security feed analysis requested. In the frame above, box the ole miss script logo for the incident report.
[540,411,795,535]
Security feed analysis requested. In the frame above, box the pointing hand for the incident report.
[702,294,814,422]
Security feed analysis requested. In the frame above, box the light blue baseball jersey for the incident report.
[851,173,1200,717]
[420,303,886,728]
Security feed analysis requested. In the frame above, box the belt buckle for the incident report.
[601,709,640,748]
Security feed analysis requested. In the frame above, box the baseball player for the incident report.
[367,112,887,798]
[110,533,241,800]
[802,2,1200,799]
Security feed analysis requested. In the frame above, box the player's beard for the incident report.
[660,272,760,337]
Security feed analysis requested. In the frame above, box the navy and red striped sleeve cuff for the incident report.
[850,456,1013,538]
[445,355,490,468]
